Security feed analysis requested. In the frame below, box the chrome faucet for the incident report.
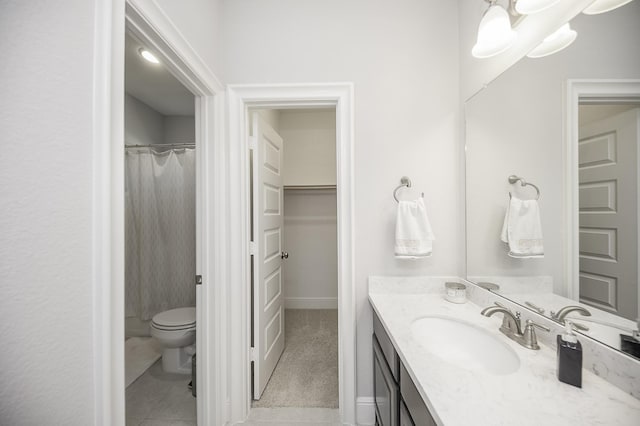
[481,303,550,350]
[481,304,522,335]
[550,305,591,331]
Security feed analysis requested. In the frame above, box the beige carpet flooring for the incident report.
[252,309,338,408]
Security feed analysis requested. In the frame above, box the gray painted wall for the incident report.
[0,0,221,422]
[1,1,98,424]
[125,93,194,146]
[221,1,461,408]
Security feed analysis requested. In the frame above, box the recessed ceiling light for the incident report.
[138,48,160,64]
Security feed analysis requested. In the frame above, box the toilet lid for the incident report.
[151,307,196,328]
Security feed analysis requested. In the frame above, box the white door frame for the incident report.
[226,84,356,425]
[564,79,640,302]
[94,1,225,424]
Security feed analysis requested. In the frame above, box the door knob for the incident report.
[281,251,289,259]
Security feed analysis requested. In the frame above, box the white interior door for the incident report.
[251,113,286,399]
[578,108,639,320]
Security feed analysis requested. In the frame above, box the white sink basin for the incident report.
[410,316,520,375]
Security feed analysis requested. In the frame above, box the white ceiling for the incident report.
[579,103,640,127]
[125,33,194,116]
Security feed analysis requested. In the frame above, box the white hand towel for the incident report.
[500,196,544,258]
[395,198,435,259]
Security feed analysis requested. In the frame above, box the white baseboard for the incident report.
[284,297,338,309]
[356,397,376,426]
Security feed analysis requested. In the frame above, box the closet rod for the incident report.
[125,143,195,149]
[284,185,337,190]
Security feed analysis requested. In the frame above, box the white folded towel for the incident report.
[395,197,435,259]
[500,196,544,258]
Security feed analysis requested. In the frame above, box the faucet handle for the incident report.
[523,319,550,350]
[526,319,550,332]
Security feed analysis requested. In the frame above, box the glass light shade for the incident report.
[139,48,160,64]
[526,23,577,58]
[515,0,561,14]
[583,0,633,14]
[472,5,517,59]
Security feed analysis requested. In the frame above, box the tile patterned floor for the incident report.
[126,310,340,425]
[126,359,195,426]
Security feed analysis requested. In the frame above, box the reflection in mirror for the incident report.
[465,1,640,359]
[578,102,639,322]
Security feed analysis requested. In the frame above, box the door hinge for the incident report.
[195,275,203,286]
[250,347,257,362]
[249,241,257,255]
[249,136,257,150]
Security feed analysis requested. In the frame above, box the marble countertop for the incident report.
[369,278,640,426]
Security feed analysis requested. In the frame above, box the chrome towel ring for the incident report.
[393,176,424,202]
[508,175,541,200]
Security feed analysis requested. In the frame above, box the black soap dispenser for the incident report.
[557,321,582,388]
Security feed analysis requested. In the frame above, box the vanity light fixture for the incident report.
[472,0,571,59]
[138,48,160,64]
[583,0,634,14]
[472,1,517,58]
[514,0,561,14]
[526,23,577,58]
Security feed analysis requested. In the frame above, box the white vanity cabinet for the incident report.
[373,311,437,426]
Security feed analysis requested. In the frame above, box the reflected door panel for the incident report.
[578,108,639,321]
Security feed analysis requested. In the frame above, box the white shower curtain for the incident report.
[125,148,196,321]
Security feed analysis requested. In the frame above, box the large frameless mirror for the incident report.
[465,1,640,359]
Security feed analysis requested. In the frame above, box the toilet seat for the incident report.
[152,323,195,331]
[151,307,195,331]
[150,307,196,374]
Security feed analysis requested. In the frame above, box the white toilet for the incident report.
[150,307,196,374]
